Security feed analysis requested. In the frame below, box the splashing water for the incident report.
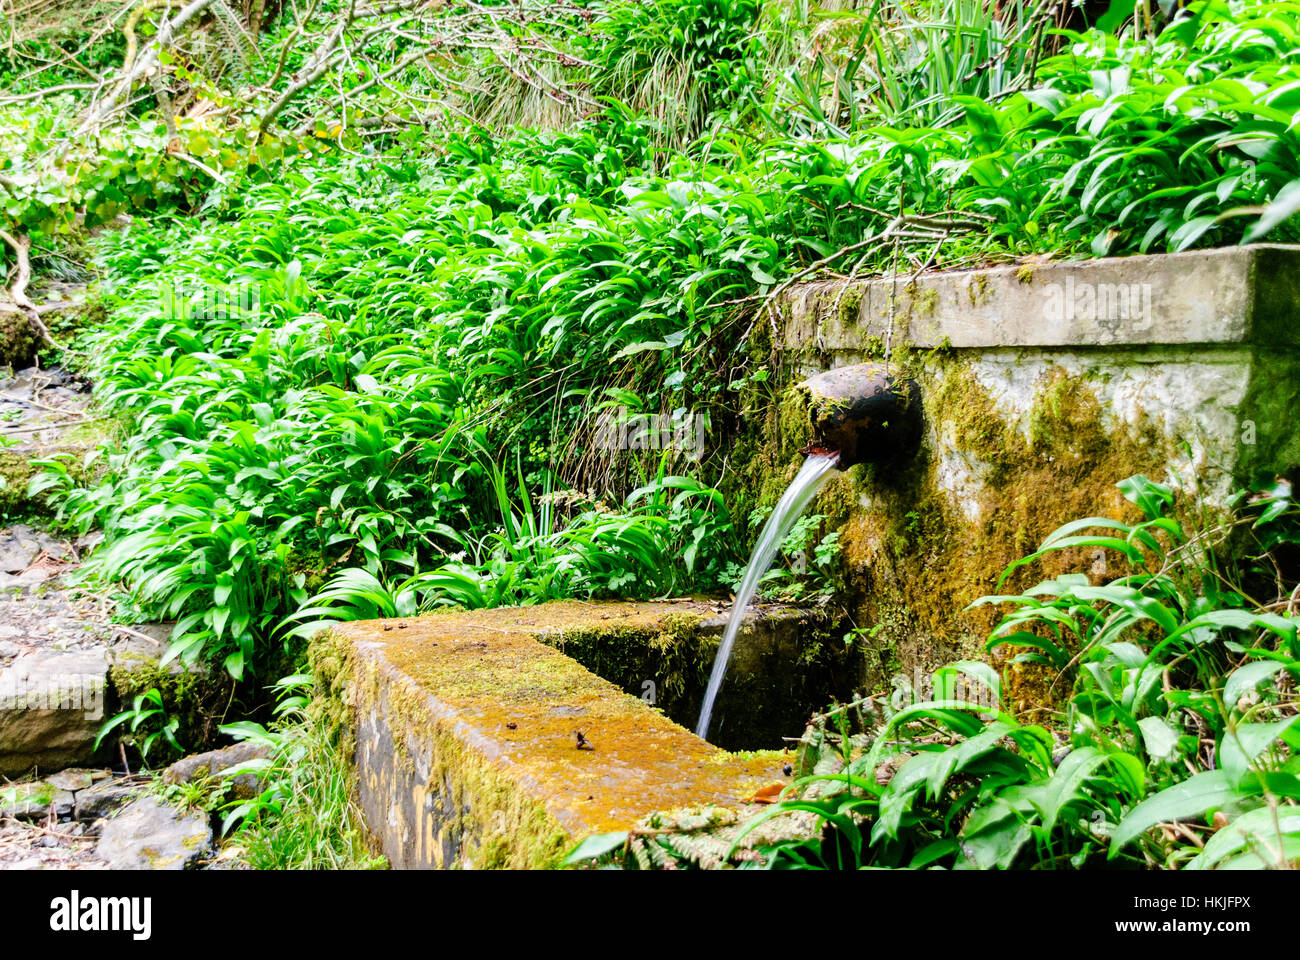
[695,451,840,741]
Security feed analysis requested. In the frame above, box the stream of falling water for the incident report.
[695,451,840,741]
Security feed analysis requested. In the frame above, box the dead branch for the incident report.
[258,0,357,134]
[0,229,58,350]
[77,0,219,134]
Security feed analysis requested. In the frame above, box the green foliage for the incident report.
[216,674,387,870]
[776,0,1058,133]
[29,0,1300,686]
[52,111,793,675]
[95,687,184,764]
[587,0,763,145]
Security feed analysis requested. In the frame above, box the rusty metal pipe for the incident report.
[797,363,922,469]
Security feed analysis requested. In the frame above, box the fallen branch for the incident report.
[0,229,58,350]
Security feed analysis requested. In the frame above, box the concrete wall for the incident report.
[743,245,1300,706]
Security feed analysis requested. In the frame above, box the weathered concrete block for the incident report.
[783,244,1300,350]
[779,244,1300,488]
[316,602,794,869]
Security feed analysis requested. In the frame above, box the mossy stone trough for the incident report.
[312,600,847,869]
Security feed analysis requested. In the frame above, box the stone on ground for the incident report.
[163,741,271,799]
[94,795,213,870]
[0,648,109,777]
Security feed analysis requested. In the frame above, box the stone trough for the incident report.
[313,601,840,869]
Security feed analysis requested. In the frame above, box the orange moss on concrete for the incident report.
[323,603,792,868]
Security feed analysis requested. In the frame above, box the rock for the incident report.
[0,648,110,777]
[163,742,270,799]
[95,796,213,870]
[0,640,22,660]
[0,568,51,593]
[0,779,75,821]
[45,768,97,792]
[0,525,72,572]
[0,525,44,573]
[75,778,143,822]
[204,844,252,870]
[108,623,205,678]
[105,625,217,750]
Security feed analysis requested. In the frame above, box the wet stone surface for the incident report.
[0,364,94,447]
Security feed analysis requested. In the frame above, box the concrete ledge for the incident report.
[781,244,1300,350]
[319,602,793,869]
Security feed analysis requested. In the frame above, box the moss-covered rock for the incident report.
[0,308,37,369]
[108,631,233,750]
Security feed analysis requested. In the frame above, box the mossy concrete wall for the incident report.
[313,603,797,869]
[733,244,1300,712]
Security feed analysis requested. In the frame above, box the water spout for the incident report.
[798,363,922,469]
[694,364,922,742]
[695,451,840,741]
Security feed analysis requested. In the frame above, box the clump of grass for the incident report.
[217,680,386,870]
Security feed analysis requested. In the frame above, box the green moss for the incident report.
[723,342,1176,719]
[836,286,864,326]
[110,655,230,749]
[42,300,108,343]
[0,424,112,519]
[842,361,1173,715]
[308,626,358,759]
[911,285,939,317]
[285,548,329,595]
[0,309,37,368]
